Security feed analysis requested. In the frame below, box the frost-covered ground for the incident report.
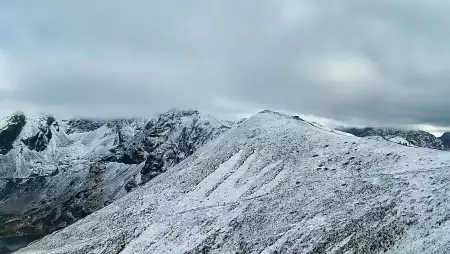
[16,111,450,253]
[387,136,413,147]
[0,109,229,252]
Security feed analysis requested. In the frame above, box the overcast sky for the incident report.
[1,1,450,132]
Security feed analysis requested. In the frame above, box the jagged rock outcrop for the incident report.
[0,109,230,253]
[0,114,26,155]
[63,119,107,135]
[21,115,57,152]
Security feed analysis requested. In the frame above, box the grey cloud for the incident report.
[1,0,450,127]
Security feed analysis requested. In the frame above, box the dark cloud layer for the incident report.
[1,0,450,128]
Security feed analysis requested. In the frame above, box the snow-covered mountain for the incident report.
[0,109,230,253]
[16,110,450,254]
[338,127,445,150]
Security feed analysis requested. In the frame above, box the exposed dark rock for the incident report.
[21,131,52,152]
[116,149,145,165]
[439,132,450,149]
[292,116,304,121]
[140,154,164,184]
[21,115,56,152]
[0,114,26,155]
[64,119,107,134]
[45,116,55,126]
[0,235,42,254]
[124,180,138,193]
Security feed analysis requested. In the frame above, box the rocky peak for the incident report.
[20,115,59,152]
[439,132,450,148]
[0,113,27,155]
[119,109,232,185]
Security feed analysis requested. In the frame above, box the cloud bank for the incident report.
[1,0,450,129]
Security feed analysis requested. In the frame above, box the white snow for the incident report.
[15,110,450,254]
[178,150,245,211]
[0,109,231,254]
[387,136,412,146]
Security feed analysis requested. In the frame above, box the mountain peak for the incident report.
[257,109,288,116]
[0,113,27,155]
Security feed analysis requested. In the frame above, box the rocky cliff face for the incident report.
[439,132,450,149]
[0,109,230,253]
[0,114,27,155]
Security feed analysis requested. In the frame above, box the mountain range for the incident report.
[1,110,450,253]
[0,109,230,253]
[338,127,450,150]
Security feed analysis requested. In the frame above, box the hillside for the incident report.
[16,111,450,254]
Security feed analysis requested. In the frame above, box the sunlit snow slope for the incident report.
[17,111,450,254]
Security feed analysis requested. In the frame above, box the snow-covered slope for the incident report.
[339,127,444,150]
[0,109,230,252]
[16,111,450,254]
[387,136,413,147]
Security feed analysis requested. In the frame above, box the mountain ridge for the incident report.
[15,110,450,253]
[338,127,450,150]
[0,109,231,253]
